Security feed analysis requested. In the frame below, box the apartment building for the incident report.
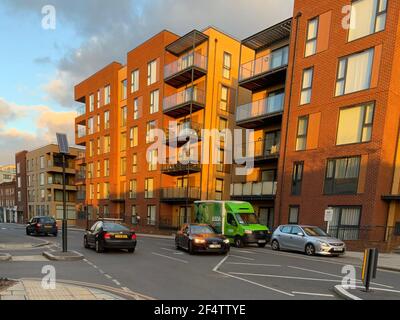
[0,181,16,223]
[15,144,82,223]
[75,28,242,230]
[231,19,292,230]
[15,151,28,222]
[0,164,16,184]
[274,0,400,251]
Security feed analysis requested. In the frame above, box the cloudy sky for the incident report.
[0,0,294,165]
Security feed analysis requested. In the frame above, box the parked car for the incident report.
[270,225,346,256]
[26,216,58,236]
[84,219,137,253]
[175,223,230,254]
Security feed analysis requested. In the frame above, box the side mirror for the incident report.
[297,232,304,237]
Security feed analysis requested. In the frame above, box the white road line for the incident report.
[213,255,230,272]
[122,287,131,292]
[112,279,121,286]
[228,272,349,283]
[288,265,394,289]
[105,274,112,279]
[292,291,335,297]
[160,247,184,255]
[227,262,281,267]
[229,254,255,261]
[230,249,256,254]
[152,252,188,264]
[98,270,105,274]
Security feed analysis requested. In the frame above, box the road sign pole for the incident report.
[62,153,67,252]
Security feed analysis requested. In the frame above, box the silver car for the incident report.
[270,225,346,256]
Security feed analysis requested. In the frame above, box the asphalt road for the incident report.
[1,223,400,300]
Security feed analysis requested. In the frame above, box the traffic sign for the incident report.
[324,208,334,222]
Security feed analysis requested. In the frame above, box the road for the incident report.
[1,223,400,300]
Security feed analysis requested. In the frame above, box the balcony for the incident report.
[230,181,277,201]
[164,52,207,88]
[164,121,202,147]
[239,46,289,91]
[163,87,205,118]
[161,162,201,176]
[160,187,201,203]
[238,140,280,164]
[236,93,284,129]
[77,105,86,117]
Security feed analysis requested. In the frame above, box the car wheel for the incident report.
[271,240,280,251]
[188,241,194,255]
[26,228,30,236]
[305,243,316,256]
[234,236,244,248]
[95,240,104,253]
[127,248,135,253]
[53,232,58,237]
[257,243,267,248]
[175,240,180,250]
[83,236,90,249]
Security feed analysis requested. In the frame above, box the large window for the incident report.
[324,157,361,194]
[121,106,127,127]
[130,127,138,147]
[337,102,374,145]
[104,159,110,177]
[120,132,127,152]
[89,94,94,112]
[104,111,110,129]
[223,52,232,79]
[131,69,139,93]
[300,68,314,105]
[88,117,94,135]
[120,157,126,176]
[348,0,387,42]
[296,116,309,151]
[220,86,229,112]
[121,80,127,100]
[215,179,224,200]
[133,97,140,120]
[150,90,159,114]
[328,207,361,240]
[147,149,158,171]
[104,183,110,199]
[104,135,110,153]
[146,120,157,143]
[129,180,137,199]
[292,162,304,195]
[147,60,157,85]
[289,206,299,224]
[305,17,319,57]
[104,85,111,105]
[147,205,156,226]
[145,178,154,199]
[335,48,374,96]
[132,154,137,173]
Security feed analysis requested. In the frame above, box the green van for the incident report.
[194,201,271,248]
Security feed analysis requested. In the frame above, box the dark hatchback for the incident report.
[26,216,58,236]
[84,220,137,253]
[175,224,230,255]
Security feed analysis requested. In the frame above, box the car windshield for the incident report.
[190,225,215,235]
[235,213,259,225]
[303,227,329,237]
[103,223,130,232]
[39,217,55,223]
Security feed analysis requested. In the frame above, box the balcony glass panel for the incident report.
[164,52,207,79]
[236,92,284,122]
[163,87,205,112]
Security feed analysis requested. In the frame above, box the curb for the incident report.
[42,250,84,261]
[333,285,363,300]
[136,233,174,239]
[378,266,400,273]
[0,253,12,261]
[31,241,51,248]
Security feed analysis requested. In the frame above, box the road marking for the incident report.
[292,291,335,297]
[161,248,184,255]
[105,274,112,279]
[213,255,230,272]
[228,272,350,283]
[99,269,105,274]
[112,279,121,286]
[231,249,255,254]
[122,287,131,292]
[229,254,255,261]
[152,252,188,264]
[227,262,281,267]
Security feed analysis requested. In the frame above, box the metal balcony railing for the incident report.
[164,52,207,79]
[236,93,284,122]
[161,187,201,200]
[166,121,202,142]
[239,46,289,81]
[163,87,205,112]
[239,140,280,160]
[230,181,277,198]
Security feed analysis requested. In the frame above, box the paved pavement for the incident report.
[345,251,400,272]
[1,223,400,300]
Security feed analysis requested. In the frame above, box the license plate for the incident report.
[334,248,343,252]
[45,226,52,229]
[209,244,221,249]
[114,234,128,239]
[258,240,266,244]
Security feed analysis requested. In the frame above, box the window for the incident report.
[148,149,158,171]
[89,184,94,200]
[289,206,299,224]
[96,115,100,132]
[133,97,140,120]
[120,132,127,152]
[215,179,224,200]
[129,180,137,199]
[131,69,139,93]
[305,17,318,57]
[150,90,159,114]
[217,149,224,173]
[292,162,304,195]
[121,79,127,100]
[97,161,101,178]
[264,131,281,155]
[104,159,110,177]
[96,184,100,200]
[300,68,314,105]
[88,117,94,135]
[223,52,232,79]
[132,154,137,173]
[131,206,137,224]
[328,207,361,240]
[120,157,126,176]
[271,46,289,68]
[220,86,229,112]
[40,156,45,169]
[337,102,374,145]
[145,178,154,199]
[147,205,156,225]
[147,60,157,85]
[97,137,101,155]
[146,120,157,143]
[104,85,111,105]
[325,157,361,194]
[296,116,309,151]
[87,163,94,179]
[40,173,45,186]
[104,135,110,153]
[97,90,100,109]
[104,183,110,199]
[104,111,110,129]
[130,127,138,147]
[89,94,94,112]
[348,0,387,41]
[89,140,94,157]
[336,48,374,96]
[121,106,127,127]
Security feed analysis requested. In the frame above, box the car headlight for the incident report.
[244,230,253,235]
[194,238,206,244]
[223,239,230,244]
[319,241,330,247]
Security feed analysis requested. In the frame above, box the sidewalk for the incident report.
[346,251,400,272]
[0,280,124,300]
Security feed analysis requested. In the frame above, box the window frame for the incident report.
[223,52,232,79]
[324,156,361,195]
[131,69,139,93]
[305,17,319,57]
[300,67,314,105]
[295,115,309,151]
[288,206,300,224]
[291,162,304,196]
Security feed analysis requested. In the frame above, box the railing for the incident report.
[162,162,201,173]
[239,46,289,81]
[164,52,207,79]
[236,93,284,122]
[77,125,87,138]
[230,181,277,197]
[77,105,86,117]
[239,140,280,159]
[327,226,400,243]
[166,121,202,141]
[161,187,200,200]
[163,87,205,112]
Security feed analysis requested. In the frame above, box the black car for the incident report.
[84,219,137,253]
[26,216,58,236]
[175,224,230,255]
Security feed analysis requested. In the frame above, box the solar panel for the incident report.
[56,133,70,154]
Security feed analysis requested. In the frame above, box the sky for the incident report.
[0,0,294,165]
